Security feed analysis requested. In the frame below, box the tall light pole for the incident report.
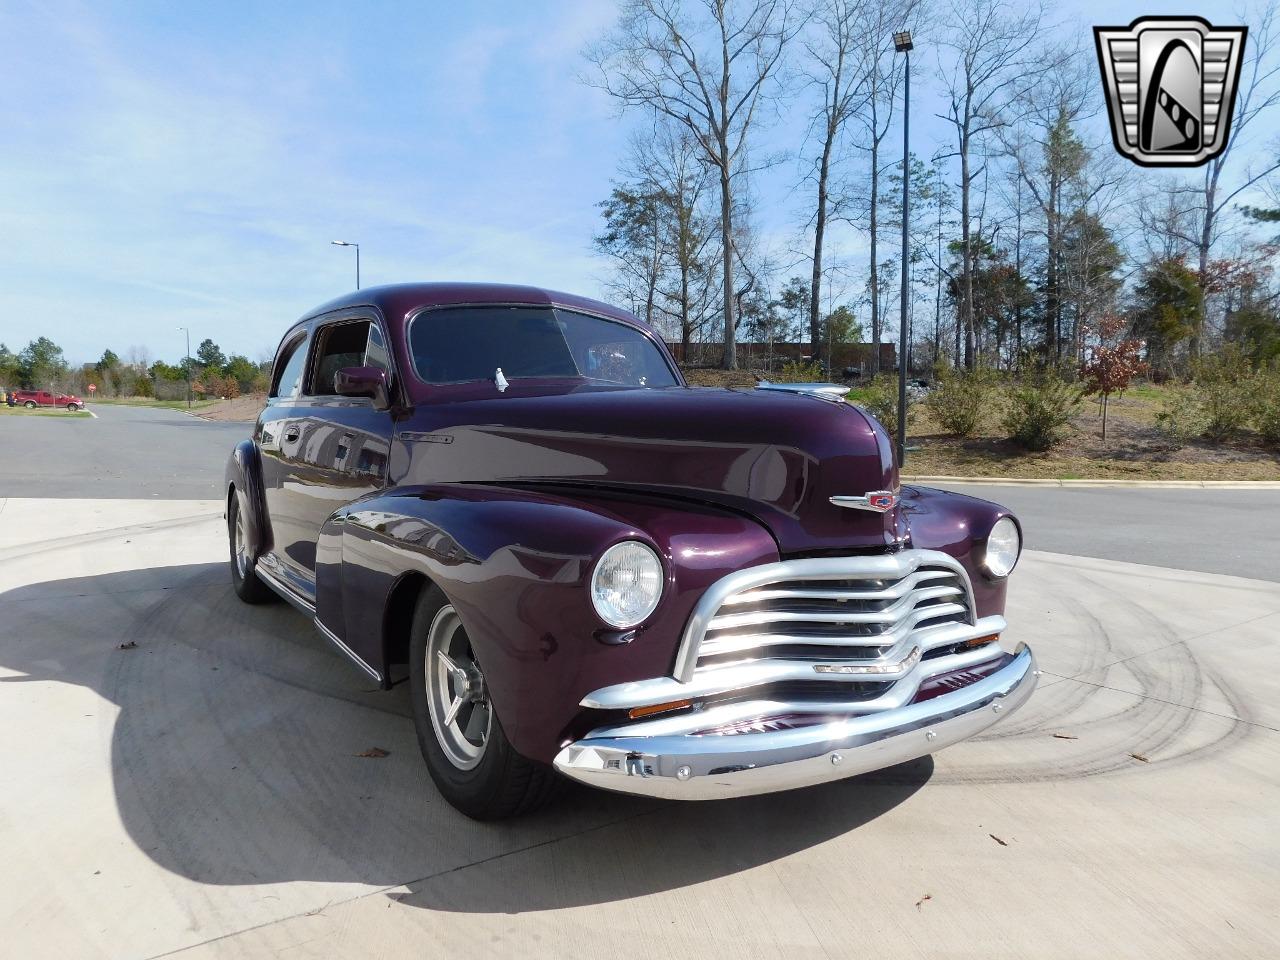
[893,30,913,469]
[332,240,360,289]
[177,325,192,409]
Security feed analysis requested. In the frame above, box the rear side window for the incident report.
[270,335,308,399]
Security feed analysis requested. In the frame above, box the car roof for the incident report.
[301,282,651,334]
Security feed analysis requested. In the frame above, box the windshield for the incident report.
[408,306,678,388]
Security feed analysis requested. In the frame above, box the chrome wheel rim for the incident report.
[233,497,249,578]
[426,604,491,770]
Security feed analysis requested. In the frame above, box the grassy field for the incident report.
[0,405,93,418]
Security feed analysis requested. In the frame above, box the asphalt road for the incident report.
[0,402,251,499]
[928,483,1280,583]
[3,401,1277,580]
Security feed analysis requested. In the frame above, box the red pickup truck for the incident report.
[12,390,85,411]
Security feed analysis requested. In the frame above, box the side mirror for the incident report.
[334,366,390,410]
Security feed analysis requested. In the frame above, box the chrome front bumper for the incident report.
[553,645,1037,800]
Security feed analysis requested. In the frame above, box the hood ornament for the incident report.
[494,367,509,393]
[830,491,898,513]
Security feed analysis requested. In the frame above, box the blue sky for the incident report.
[0,0,1265,365]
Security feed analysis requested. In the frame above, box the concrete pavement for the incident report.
[1,497,1277,959]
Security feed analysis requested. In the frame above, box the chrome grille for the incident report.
[674,550,976,686]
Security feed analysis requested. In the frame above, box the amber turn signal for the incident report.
[628,699,693,719]
[960,633,1000,649]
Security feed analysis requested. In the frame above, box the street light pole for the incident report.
[177,326,191,409]
[332,240,360,290]
[894,31,913,469]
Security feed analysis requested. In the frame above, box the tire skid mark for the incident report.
[1,513,216,561]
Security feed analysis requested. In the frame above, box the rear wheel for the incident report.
[24,401,36,409]
[409,585,559,819]
[228,491,273,604]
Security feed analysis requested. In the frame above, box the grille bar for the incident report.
[673,550,977,685]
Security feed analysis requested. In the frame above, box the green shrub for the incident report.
[778,359,827,382]
[1256,364,1280,447]
[925,367,996,437]
[1192,346,1257,441]
[850,374,912,437]
[1154,385,1207,445]
[1001,370,1082,451]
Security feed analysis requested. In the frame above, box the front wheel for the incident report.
[228,492,273,603]
[409,586,559,819]
[67,403,79,411]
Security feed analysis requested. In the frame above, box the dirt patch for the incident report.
[195,395,266,422]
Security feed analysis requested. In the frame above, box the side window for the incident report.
[270,335,308,399]
[309,320,374,396]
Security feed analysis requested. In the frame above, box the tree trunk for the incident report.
[959,146,974,369]
[719,167,736,370]
[810,136,832,364]
[869,143,881,376]
[1193,165,1216,359]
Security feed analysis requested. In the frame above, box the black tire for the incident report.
[409,584,560,819]
[24,401,36,409]
[67,403,78,411]
[228,492,274,604]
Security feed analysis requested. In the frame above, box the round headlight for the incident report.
[983,516,1021,578]
[591,541,664,628]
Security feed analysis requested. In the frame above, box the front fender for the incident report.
[224,439,270,558]
[327,483,778,763]
[900,484,1019,620]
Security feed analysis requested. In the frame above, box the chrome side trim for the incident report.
[555,645,1036,800]
[315,618,384,683]
[253,561,317,616]
[672,550,976,683]
[582,615,1006,709]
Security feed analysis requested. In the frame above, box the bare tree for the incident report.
[589,0,801,368]
[936,0,1047,368]
[835,0,921,375]
[798,0,871,364]
[648,124,723,353]
[1184,4,1280,355]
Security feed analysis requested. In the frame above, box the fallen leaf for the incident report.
[1130,752,1150,763]
[117,641,137,650]
[989,833,1008,847]
[1052,733,1078,740]
[915,894,932,910]
[356,747,390,758]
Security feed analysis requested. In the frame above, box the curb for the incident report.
[904,475,1280,489]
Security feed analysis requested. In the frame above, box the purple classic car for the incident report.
[225,283,1035,819]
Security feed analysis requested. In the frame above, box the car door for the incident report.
[279,313,395,591]
[257,326,315,596]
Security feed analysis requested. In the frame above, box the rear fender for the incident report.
[224,439,271,558]
[325,483,778,763]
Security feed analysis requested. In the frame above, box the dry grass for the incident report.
[194,394,267,421]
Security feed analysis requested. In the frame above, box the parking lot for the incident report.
[3,404,1279,959]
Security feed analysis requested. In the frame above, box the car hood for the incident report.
[393,384,905,553]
